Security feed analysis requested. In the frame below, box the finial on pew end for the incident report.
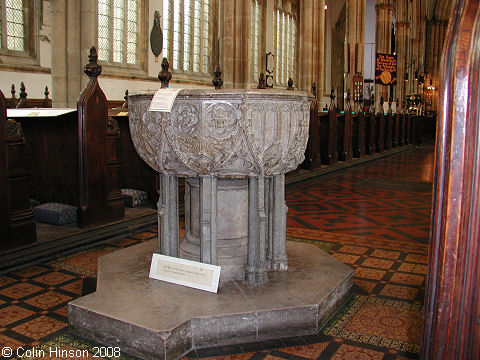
[84,46,102,78]
[212,65,223,89]
[16,82,28,108]
[286,78,294,90]
[9,84,18,108]
[328,88,336,112]
[42,86,52,108]
[345,89,351,112]
[122,90,129,109]
[158,57,172,88]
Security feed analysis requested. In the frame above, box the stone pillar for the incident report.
[220,0,251,89]
[270,174,288,270]
[374,1,392,108]
[180,178,249,282]
[157,174,179,257]
[345,0,365,98]
[395,21,409,105]
[298,0,325,101]
[51,0,95,107]
[246,176,268,284]
[199,175,218,265]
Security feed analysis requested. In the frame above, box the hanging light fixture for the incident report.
[324,2,328,10]
[405,73,409,81]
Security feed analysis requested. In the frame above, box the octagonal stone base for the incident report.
[69,240,353,360]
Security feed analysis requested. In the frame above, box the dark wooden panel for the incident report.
[303,97,322,170]
[376,111,385,153]
[0,90,36,251]
[422,0,480,357]
[17,113,79,205]
[385,105,393,150]
[77,47,124,227]
[366,109,376,155]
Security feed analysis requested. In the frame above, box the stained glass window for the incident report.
[162,0,212,76]
[97,0,139,65]
[0,0,25,51]
[274,0,297,86]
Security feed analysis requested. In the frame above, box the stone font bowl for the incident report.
[129,89,310,178]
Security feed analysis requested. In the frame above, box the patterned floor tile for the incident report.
[354,267,387,281]
[11,315,68,340]
[379,284,418,300]
[332,253,361,265]
[338,245,369,255]
[278,342,328,359]
[354,280,377,293]
[12,266,50,278]
[0,333,24,350]
[330,344,384,360]
[324,296,423,354]
[0,305,35,326]
[0,275,16,288]
[33,272,76,287]
[49,248,116,277]
[360,258,395,270]
[397,263,427,275]
[389,273,425,287]
[404,254,428,263]
[370,249,401,260]
[53,306,69,318]
[60,280,82,295]
[24,291,72,310]
[130,232,156,240]
[0,283,44,300]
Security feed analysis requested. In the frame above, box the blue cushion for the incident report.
[33,202,77,225]
[121,189,148,207]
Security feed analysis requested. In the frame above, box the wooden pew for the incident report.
[322,89,338,165]
[376,98,385,153]
[338,91,353,161]
[0,90,36,251]
[366,107,376,155]
[6,83,52,109]
[303,84,322,170]
[353,104,365,158]
[10,47,124,228]
[393,101,400,147]
[385,100,393,150]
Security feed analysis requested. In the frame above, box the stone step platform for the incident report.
[69,239,353,360]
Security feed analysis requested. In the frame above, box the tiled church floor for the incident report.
[0,145,434,360]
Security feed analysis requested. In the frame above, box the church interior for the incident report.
[1,0,479,359]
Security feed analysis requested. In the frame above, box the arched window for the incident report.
[251,0,264,82]
[97,0,143,66]
[162,0,213,78]
[274,0,297,86]
[0,0,25,51]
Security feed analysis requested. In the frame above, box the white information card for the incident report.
[149,88,183,112]
[149,253,221,293]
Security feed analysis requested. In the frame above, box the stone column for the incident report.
[345,0,365,99]
[395,21,409,105]
[199,175,218,265]
[220,0,251,89]
[246,176,268,284]
[374,1,392,109]
[270,174,288,270]
[51,0,95,107]
[157,174,179,257]
[51,0,68,107]
[298,0,325,102]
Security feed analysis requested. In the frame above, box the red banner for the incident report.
[375,53,397,86]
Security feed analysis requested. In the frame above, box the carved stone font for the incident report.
[129,89,310,284]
